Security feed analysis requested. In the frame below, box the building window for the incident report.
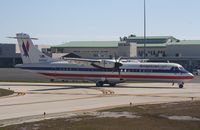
[74,51,80,53]
[57,48,64,53]
[153,51,155,55]
[93,53,98,57]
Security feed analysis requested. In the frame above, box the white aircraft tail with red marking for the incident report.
[14,33,54,64]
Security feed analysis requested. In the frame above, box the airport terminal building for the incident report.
[51,41,137,59]
[0,43,50,68]
[0,43,21,67]
[51,35,200,71]
[51,35,181,59]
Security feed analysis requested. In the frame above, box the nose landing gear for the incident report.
[178,82,184,88]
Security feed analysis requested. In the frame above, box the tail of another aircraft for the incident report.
[14,33,54,64]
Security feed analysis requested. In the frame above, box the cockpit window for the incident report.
[179,67,185,70]
[171,66,187,73]
[175,67,179,71]
[178,66,187,73]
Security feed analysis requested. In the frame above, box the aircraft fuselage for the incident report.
[16,61,194,86]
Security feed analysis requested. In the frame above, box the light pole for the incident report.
[143,0,146,59]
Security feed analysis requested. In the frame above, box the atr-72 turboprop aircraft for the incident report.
[11,33,194,88]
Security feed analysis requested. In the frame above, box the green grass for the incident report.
[0,88,14,97]
[105,101,200,117]
[2,101,200,130]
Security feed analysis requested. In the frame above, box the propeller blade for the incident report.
[118,68,121,75]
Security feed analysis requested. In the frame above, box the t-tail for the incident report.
[11,33,54,64]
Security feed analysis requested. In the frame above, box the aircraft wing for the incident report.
[64,58,101,62]
[63,58,101,66]
[63,58,117,69]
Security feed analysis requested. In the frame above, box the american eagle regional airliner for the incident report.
[12,33,194,88]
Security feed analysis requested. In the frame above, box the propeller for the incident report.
[113,56,123,75]
[90,54,123,76]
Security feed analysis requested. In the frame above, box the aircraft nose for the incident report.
[188,72,194,79]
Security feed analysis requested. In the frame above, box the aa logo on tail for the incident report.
[22,41,30,57]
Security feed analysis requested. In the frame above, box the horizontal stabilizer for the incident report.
[7,36,38,40]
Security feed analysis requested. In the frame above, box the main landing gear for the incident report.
[96,81,104,87]
[109,83,116,87]
[96,81,116,87]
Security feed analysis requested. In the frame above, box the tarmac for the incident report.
[0,81,200,126]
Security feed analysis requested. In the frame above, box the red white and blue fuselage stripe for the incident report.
[16,61,194,83]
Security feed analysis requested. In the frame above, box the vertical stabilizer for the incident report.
[16,33,54,64]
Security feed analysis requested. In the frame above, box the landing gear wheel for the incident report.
[109,83,116,87]
[50,79,54,82]
[179,84,184,88]
[96,81,104,87]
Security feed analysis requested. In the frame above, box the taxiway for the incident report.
[0,82,200,126]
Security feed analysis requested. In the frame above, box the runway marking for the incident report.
[16,92,26,96]
[25,87,115,96]
[0,95,101,107]
[26,92,99,96]
[94,88,115,95]
[1,92,200,108]
[23,90,200,98]
[0,89,116,107]
[115,93,200,99]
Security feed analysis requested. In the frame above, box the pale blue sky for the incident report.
[0,0,200,44]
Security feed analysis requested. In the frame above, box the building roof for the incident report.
[137,44,166,47]
[124,35,178,44]
[51,36,200,48]
[52,41,166,48]
[169,40,200,45]
[127,36,175,40]
[52,41,118,48]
